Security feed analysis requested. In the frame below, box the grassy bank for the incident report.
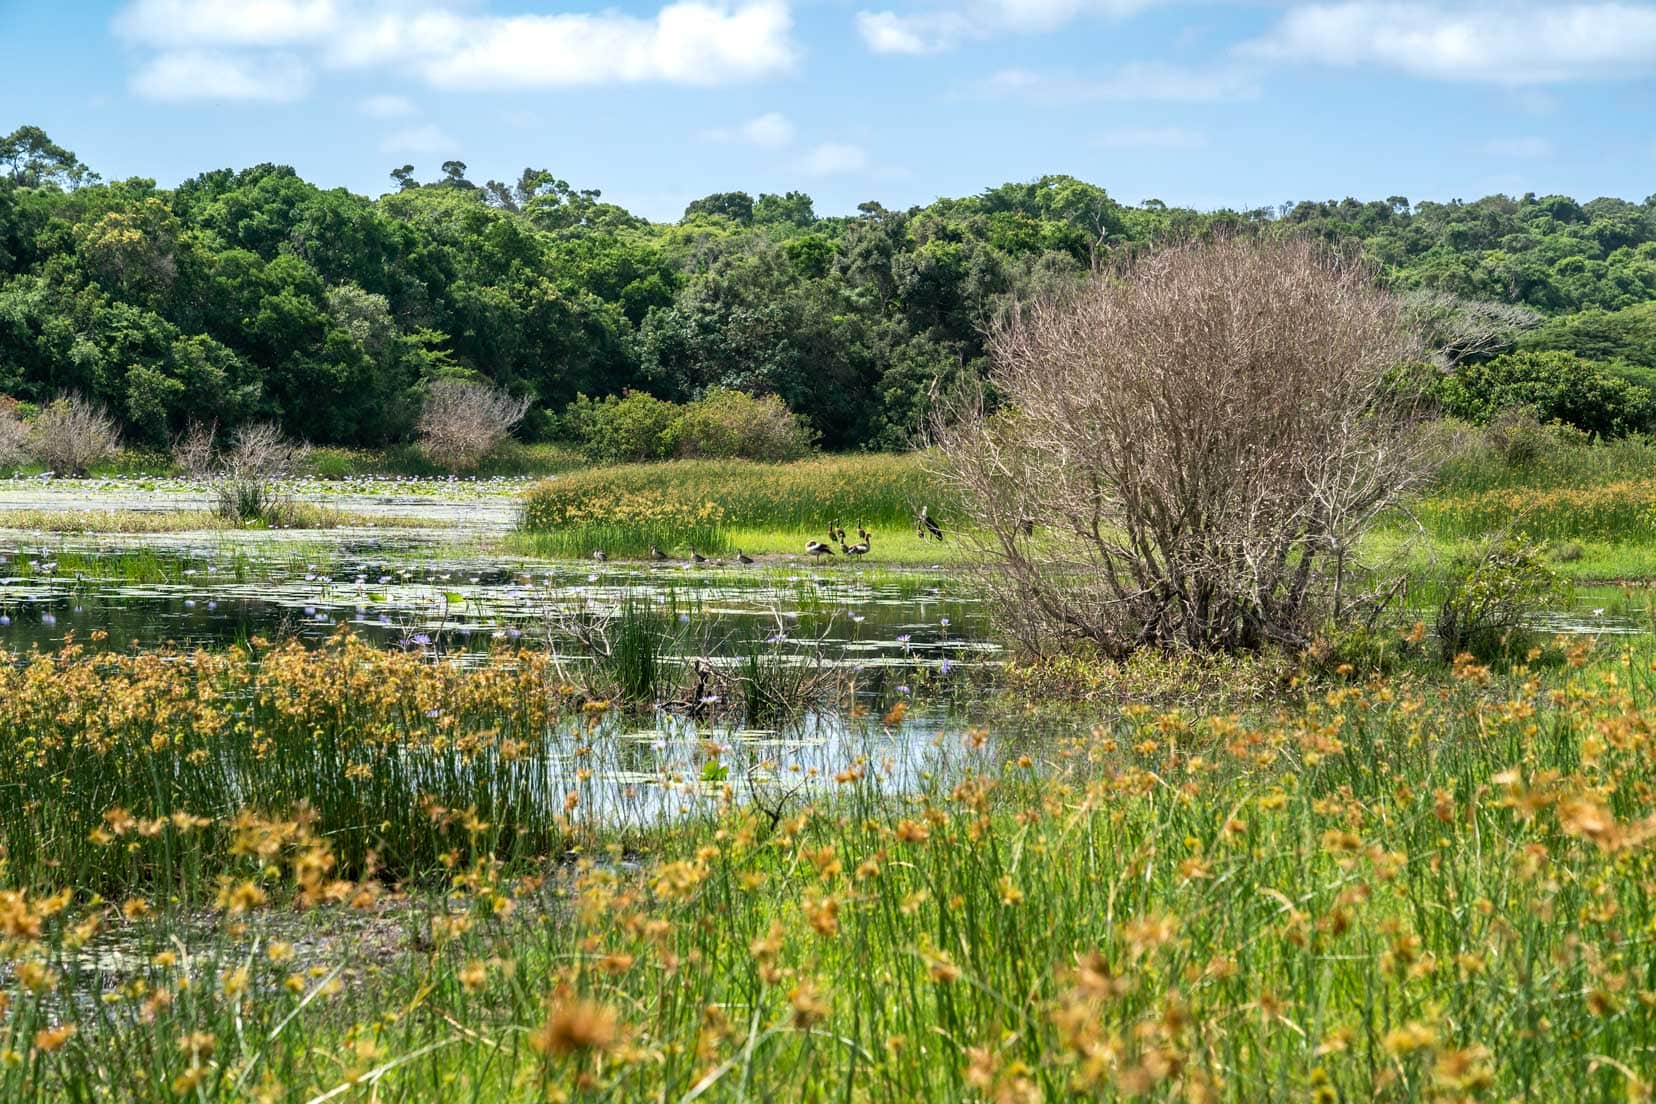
[518,453,960,562]
[0,505,454,534]
[6,442,585,481]
[0,633,1652,1098]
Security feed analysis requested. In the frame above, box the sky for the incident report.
[1,0,1654,221]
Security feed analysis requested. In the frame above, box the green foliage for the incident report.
[565,390,681,463]
[1439,350,1655,437]
[1434,537,1560,661]
[4,123,1656,456]
[667,388,816,461]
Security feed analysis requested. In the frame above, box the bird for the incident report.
[828,519,845,545]
[736,550,755,565]
[843,538,869,557]
[1017,516,1035,537]
[650,545,668,561]
[917,506,943,542]
[857,523,870,545]
[691,549,707,564]
[806,540,836,559]
[592,548,608,562]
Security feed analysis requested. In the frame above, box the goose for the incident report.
[650,545,669,561]
[857,523,870,545]
[806,540,836,559]
[691,549,708,564]
[843,538,870,557]
[736,550,755,565]
[828,519,845,545]
[592,548,608,562]
[917,506,943,542]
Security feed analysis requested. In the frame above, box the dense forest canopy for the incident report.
[3,124,1656,452]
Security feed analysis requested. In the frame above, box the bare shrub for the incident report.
[171,420,218,478]
[0,400,28,469]
[417,378,530,471]
[937,237,1433,657]
[1483,407,1550,467]
[28,394,120,476]
[1399,289,1540,368]
[211,422,310,525]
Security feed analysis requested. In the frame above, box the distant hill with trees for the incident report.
[3,123,1655,451]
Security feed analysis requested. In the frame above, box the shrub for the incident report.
[0,398,27,469]
[211,422,309,525]
[171,419,218,478]
[28,394,120,475]
[670,388,815,461]
[938,237,1432,657]
[417,378,531,471]
[1434,537,1559,661]
[566,391,680,464]
[1439,350,1654,438]
[1482,407,1551,467]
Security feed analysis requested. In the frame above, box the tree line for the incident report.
[3,123,1656,453]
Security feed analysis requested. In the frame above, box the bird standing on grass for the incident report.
[917,506,943,542]
[650,545,668,561]
[737,550,755,564]
[806,540,835,559]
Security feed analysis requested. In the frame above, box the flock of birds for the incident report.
[590,507,946,565]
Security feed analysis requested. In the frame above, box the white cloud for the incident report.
[801,142,869,175]
[114,0,339,47]
[379,123,455,154]
[703,111,796,147]
[113,0,798,97]
[742,111,795,147]
[360,93,416,118]
[131,50,312,101]
[857,0,1154,54]
[986,63,1260,102]
[1481,136,1553,158]
[416,2,797,88]
[1095,126,1206,149]
[1241,2,1656,84]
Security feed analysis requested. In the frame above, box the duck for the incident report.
[736,550,755,565]
[592,548,608,562]
[650,545,669,561]
[806,540,836,559]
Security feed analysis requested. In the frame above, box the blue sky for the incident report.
[2,0,1654,220]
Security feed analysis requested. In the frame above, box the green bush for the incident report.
[567,389,816,464]
[565,391,679,463]
[670,388,815,461]
[1434,537,1560,662]
[1439,350,1654,438]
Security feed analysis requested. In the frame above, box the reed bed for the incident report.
[0,632,1651,1099]
[1412,478,1656,543]
[521,453,950,557]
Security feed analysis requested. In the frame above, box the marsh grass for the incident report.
[521,454,952,559]
[0,505,451,535]
[2,635,1655,1100]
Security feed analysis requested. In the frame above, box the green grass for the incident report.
[0,505,453,534]
[2,635,1654,1099]
[519,453,959,560]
